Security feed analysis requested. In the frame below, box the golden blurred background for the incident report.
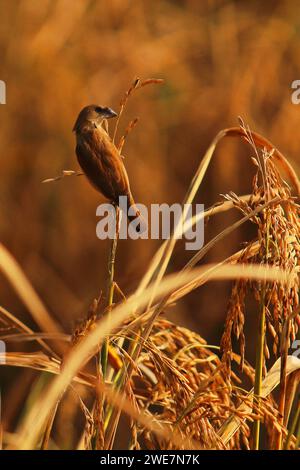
[1,0,300,431]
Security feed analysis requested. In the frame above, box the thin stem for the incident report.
[284,400,300,449]
[252,290,266,450]
[100,206,120,379]
[253,203,270,449]
[94,206,119,450]
[277,319,291,449]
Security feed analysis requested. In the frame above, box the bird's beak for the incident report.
[103,107,118,119]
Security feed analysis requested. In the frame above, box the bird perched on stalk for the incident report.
[73,104,144,231]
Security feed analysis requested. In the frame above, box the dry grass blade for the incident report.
[0,352,94,388]
[0,305,57,357]
[0,243,62,338]
[42,170,83,184]
[145,130,226,308]
[184,197,281,271]
[0,332,69,343]
[166,243,260,306]
[225,127,300,195]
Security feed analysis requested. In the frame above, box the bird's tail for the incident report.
[127,194,147,233]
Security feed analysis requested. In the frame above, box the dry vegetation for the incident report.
[0,0,300,451]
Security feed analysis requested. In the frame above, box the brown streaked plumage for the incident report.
[73,104,143,230]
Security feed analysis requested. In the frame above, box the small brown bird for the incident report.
[73,104,143,230]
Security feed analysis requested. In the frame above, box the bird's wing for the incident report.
[76,131,131,203]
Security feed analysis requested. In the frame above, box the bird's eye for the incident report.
[95,106,103,113]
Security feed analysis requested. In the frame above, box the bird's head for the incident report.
[73,105,118,133]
